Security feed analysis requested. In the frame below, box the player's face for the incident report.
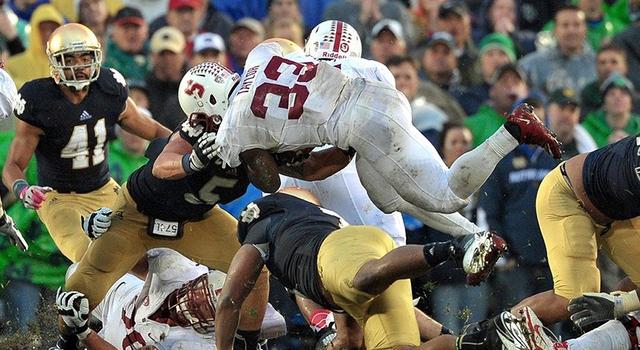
[61,52,95,81]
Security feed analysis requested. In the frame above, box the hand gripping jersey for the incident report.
[583,134,640,220]
[216,42,356,168]
[15,67,128,193]
[127,120,250,222]
[238,193,348,309]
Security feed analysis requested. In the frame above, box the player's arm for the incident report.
[2,119,54,210]
[240,148,282,193]
[118,97,171,140]
[280,146,353,181]
[215,244,265,350]
[152,132,193,180]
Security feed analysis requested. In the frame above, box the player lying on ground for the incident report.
[54,248,286,350]
[214,187,506,350]
[2,23,170,262]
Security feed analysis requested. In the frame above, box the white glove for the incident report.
[0,214,28,251]
[17,184,53,210]
[82,207,112,239]
[56,288,91,340]
[186,132,219,173]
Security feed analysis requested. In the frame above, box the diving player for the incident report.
[2,23,171,262]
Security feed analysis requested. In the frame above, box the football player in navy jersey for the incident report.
[2,23,170,262]
[61,63,269,350]
[214,187,506,350]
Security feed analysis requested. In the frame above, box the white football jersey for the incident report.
[216,42,378,168]
[96,249,214,350]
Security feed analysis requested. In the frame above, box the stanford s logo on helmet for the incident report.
[305,20,362,60]
[178,62,240,132]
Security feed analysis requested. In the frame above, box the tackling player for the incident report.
[0,64,28,251]
[64,62,270,350]
[214,187,505,350]
[2,23,170,262]
[54,249,286,350]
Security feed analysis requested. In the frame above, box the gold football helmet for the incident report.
[46,23,102,90]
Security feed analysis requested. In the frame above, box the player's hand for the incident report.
[19,185,53,209]
[82,207,112,239]
[569,292,618,330]
[56,288,91,340]
[188,132,219,172]
[0,214,28,251]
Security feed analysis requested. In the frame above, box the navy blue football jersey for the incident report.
[126,120,250,222]
[15,67,128,193]
[583,134,640,220]
[237,193,344,309]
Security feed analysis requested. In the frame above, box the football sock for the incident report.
[566,320,631,350]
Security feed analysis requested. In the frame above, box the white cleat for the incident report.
[462,231,507,285]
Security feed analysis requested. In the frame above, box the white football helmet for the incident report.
[305,20,362,60]
[178,62,240,132]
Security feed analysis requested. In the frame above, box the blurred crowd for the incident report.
[0,0,638,347]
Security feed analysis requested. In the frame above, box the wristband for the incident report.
[76,325,91,341]
[616,290,640,316]
[12,179,28,198]
[181,154,195,175]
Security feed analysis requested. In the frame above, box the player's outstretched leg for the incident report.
[353,231,506,293]
[447,103,561,201]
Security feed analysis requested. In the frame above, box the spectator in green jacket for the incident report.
[465,63,529,147]
[102,6,150,81]
[582,73,640,146]
[108,127,149,184]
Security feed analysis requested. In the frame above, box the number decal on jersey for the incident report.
[60,118,107,169]
[250,56,318,120]
[184,176,239,205]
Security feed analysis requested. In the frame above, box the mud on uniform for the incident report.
[15,67,128,262]
[238,193,420,349]
[66,120,250,308]
[537,134,640,299]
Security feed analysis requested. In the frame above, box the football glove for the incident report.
[56,288,91,340]
[185,132,219,173]
[81,207,112,239]
[0,214,28,251]
[17,183,53,209]
[568,291,640,330]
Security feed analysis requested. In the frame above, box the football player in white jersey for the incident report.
[54,249,286,350]
[178,38,561,286]
[282,20,406,247]
[0,67,28,252]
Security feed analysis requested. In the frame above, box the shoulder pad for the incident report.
[96,67,129,96]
